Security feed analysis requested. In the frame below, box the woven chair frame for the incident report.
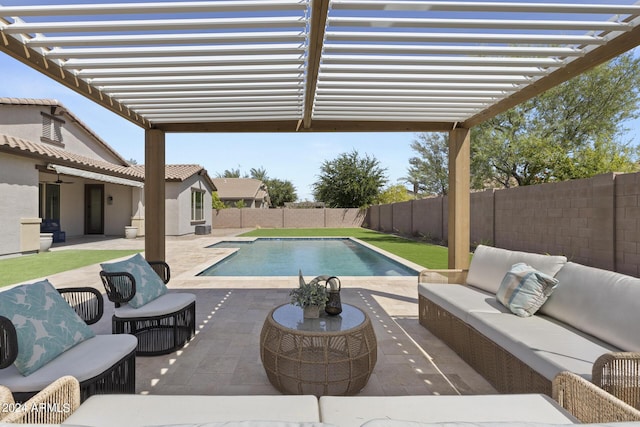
[1,375,81,423]
[113,301,196,356]
[593,352,640,410]
[553,371,640,422]
[58,287,104,325]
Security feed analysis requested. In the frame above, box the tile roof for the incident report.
[0,133,214,187]
[131,164,216,189]
[212,178,267,200]
[0,97,129,165]
[0,133,143,180]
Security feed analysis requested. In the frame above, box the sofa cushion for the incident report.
[115,292,195,319]
[0,280,95,376]
[466,246,566,294]
[496,263,559,317]
[418,283,508,322]
[319,394,575,427]
[101,253,167,308]
[0,334,137,392]
[144,423,335,427]
[63,395,321,427]
[539,262,640,352]
[361,422,638,427]
[467,311,619,381]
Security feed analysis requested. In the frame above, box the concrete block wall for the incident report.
[366,171,640,277]
[211,208,364,229]
[616,172,640,277]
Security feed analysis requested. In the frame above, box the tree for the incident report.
[266,178,297,207]
[216,168,245,178]
[211,192,226,210]
[375,184,412,204]
[313,150,387,208]
[250,167,268,181]
[471,53,640,188]
[406,133,450,196]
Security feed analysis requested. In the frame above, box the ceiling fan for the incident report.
[45,174,74,185]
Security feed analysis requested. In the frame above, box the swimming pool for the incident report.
[198,238,418,277]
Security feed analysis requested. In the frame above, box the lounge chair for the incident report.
[99,253,196,356]
[0,282,136,402]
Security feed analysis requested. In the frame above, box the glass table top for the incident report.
[272,303,366,332]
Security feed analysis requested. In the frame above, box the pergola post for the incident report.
[448,127,471,270]
[145,129,166,263]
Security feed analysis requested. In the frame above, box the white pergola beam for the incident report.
[0,1,307,16]
[3,17,307,34]
[46,44,306,60]
[324,31,606,45]
[331,1,640,15]
[327,17,631,31]
[28,31,306,48]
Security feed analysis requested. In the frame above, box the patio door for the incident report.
[85,184,104,234]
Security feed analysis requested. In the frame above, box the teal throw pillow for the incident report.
[101,253,167,308]
[0,280,96,376]
[496,263,559,317]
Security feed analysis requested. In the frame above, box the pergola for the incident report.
[2,0,640,267]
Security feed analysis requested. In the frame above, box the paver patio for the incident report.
[41,231,495,397]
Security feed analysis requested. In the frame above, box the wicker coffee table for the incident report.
[260,303,377,396]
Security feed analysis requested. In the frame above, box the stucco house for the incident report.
[0,98,215,258]
[212,178,271,209]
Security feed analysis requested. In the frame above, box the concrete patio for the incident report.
[44,231,496,397]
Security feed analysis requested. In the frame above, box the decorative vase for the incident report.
[325,276,342,315]
[303,305,320,319]
[39,233,53,252]
[124,226,138,239]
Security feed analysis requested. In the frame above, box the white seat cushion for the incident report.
[418,283,509,322]
[0,335,137,392]
[63,395,320,427]
[466,246,566,294]
[467,312,619,381]
[319,394,575,427]
[115,292,195,319]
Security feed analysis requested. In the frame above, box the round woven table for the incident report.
[260,303,377,396]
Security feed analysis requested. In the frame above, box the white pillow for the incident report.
[495,263,559,317]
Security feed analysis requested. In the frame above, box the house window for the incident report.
[39,183,60,220]
[41,113,64,146]
[191,190,205,222]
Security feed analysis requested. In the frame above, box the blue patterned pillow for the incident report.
[496,263,559,317]
[101,253,167,308]
[0,280,95,376]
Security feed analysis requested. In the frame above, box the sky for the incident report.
[0,53,420,202]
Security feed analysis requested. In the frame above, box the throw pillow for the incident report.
[101,253,167,308]
[0,280,96,376]
[496,263,559,317]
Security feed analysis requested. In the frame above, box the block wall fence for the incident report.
[365,172,640,278]
[211,208,366,229]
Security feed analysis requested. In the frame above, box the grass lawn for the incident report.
[0,250,141,288]
[240,228,448,269]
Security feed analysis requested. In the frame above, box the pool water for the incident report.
[198,238,417,277]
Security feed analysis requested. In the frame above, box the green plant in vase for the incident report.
[290,270,328,318]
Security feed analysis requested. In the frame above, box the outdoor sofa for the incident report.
[1,372,640,426]
[418,245,640,407]
[0,280,137,402]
